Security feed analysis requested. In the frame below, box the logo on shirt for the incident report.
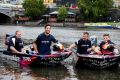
[41,41,50,43]
[19,43,23,46]
[81,45,89,47]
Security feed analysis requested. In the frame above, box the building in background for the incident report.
[10,0,23,5]
[43,0,77,8]
[55,0,77,7]
[113,0,120,7]
[0,0,23,4]
[43,0,56,8]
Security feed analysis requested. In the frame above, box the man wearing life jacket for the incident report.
[33,24,58,55]
[68,32,91,54]
[7,31,24,53]
[99,34,114,54]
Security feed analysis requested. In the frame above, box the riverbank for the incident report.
[14,22,85,28]
[47,22,85,28]
[21,22,120,28]
[1,21,120,29]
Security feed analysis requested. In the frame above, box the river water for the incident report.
[0,25,120,80]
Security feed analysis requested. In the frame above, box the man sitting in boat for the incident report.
[99,34,116,54]
[88,34,119,55]
[68,32,91,54]
[7,30,24,53]
[91,34,119,55]
[33,24,58,55]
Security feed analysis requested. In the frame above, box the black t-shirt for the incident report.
[75,39,91,54]
[7,36,24,52]
[35,33,57,55]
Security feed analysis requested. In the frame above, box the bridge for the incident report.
[0,3,23,24]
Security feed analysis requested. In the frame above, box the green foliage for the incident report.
[23,0,46,20]
[58,6,67,21]
[77,0,113,22]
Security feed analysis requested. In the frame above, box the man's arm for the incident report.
[67,40,79,50]
[10,46,21,53]
[68,43,76,50]
[51,35,58,43]
[33,42,39,53]
[9,38,22,53]
[32,35,41,54]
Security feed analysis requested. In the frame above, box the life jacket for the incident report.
[100,40,114,54]
[5,34,15,45]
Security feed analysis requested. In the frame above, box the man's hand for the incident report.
[66,48,71,51]
[67,43,76,51]
[32,42,39,54]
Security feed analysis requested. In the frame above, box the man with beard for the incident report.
[7,30,24,53]
[33,24,57,55]
[68,32,91,54]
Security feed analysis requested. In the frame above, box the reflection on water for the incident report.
[0,25,120,80]
[76,67,120,80]
[1,57,120,80]
[0,57,68,80]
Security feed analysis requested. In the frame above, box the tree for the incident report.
[23,0,46,20]
[58,6,67,22]
[77,0,113,22]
